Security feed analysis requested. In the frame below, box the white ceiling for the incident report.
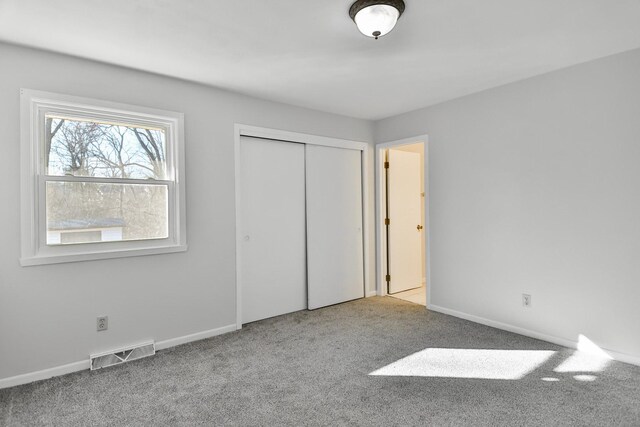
[2,0,640,120]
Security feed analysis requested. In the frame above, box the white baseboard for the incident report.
[0,360,90,390]
[428,304,640,367]
[0,323,237,390]
[366,290,378,298]
[155,324,236,351]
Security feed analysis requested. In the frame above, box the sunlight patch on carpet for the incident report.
[369,348,556,380]
[554,335,611,373]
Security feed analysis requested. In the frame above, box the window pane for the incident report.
[45,115,167,180]
[46,181,168,245]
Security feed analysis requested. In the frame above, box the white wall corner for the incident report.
[428,304,640,367]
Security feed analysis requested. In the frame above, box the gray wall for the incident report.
[4,40,640,382]
[376,48,640,360]
[0,42,375,380]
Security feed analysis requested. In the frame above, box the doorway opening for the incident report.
[376,136,429,307]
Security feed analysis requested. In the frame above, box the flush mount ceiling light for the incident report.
[349,0,406,40]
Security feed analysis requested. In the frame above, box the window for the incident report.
[20,89,186,265]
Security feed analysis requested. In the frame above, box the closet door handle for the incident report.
[417,225,423,231]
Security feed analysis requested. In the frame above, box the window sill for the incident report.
[20,244,188,266]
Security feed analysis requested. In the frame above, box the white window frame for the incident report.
[20,89,187,266]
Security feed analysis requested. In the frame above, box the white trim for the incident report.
[0,323,236,389]
[366,290,378,298]
[375,136,430,308]
[0,360,90,390]
[234,127,244,330]
[428,304,640,367]
[19,88,187,266]
[155,324,237,350]
[20,244,188,266]
[234,124,371,328]
[236,124,368,151]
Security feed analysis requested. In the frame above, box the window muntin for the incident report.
[21,89,186,265]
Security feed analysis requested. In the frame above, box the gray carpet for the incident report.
[1,297,639,426]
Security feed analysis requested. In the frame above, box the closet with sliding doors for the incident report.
[238,134,365,324]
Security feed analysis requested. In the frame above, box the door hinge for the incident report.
[384,161,389,169]
[385,274,391,282]
[384,218,390,225]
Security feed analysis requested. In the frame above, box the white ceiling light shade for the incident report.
[349,0,406,39]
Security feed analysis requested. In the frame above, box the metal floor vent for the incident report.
[90,341,155,370]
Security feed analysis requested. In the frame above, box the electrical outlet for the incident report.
[522,294,532,308]
[97,316,108,331]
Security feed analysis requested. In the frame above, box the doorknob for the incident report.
[417,225,423,231]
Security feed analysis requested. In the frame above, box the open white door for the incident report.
[306,145,364,310]
[239,137,307,323]
[387,149,422,294]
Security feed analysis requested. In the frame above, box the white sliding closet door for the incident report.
[306,145,364,310]
[239,137,307,324]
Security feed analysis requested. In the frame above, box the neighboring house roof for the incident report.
[48,218,126,231]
